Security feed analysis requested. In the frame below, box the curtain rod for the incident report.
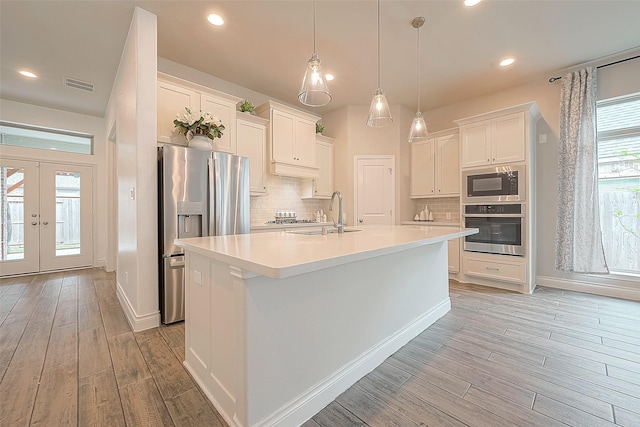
[548,54,640,83]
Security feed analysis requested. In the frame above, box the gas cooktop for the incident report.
[265,219,317,225]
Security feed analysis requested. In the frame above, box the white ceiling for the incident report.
[2,1,640,118]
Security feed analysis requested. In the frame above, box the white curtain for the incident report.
[555,67,609,274]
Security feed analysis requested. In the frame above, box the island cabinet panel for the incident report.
[236,115,268,195]
[448,238,460,273]
[178,227,475,427]
[255,100,320,179]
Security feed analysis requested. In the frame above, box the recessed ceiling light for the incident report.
[325,74,334,81]
[207,13,224,26]
[464,0,482,7]
[499,57,516,67]
[19,70,37,78]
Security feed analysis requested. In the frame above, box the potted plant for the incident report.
[174,107,225,149]
[316,122,325,134]
[239,99,255,114]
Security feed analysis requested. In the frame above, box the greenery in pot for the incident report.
[174,107,225,140]
[316,123,325,134]
[239,99,255,113]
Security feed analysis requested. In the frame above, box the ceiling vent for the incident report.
[64,76,94,92]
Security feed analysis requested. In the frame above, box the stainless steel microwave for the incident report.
[462,165,525,203]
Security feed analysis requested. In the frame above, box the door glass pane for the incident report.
[55,171,81,256]
[1,167,25,260]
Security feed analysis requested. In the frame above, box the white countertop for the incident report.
[176,224,477,279]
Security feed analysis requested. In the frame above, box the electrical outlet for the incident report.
[539,133,547,144]
[446,212,452,220]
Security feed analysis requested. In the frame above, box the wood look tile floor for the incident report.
[1,268,639,427]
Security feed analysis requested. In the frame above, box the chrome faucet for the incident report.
[329,190,344,233]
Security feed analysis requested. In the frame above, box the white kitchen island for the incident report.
[175,224,477,427]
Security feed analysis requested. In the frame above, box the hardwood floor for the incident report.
[1,268,639,426]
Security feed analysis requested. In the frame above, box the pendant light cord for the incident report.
[313,0,316,54]
[416,25,420,112]
[377,0,381,88]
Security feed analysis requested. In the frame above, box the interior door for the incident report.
[0,160,93,276]
[355,156,395,225]
[0,159,40,275]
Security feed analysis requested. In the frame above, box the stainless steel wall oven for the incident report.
[463,204,525,256]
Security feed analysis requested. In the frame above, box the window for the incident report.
[596,93,640,274]
[0,121,93,155]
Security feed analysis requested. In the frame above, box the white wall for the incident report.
[422,52,640,300]
[0,99,108,268]
[104,7,159,330]
[322,104,413,226]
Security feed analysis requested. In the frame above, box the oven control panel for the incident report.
[465,204,522,215]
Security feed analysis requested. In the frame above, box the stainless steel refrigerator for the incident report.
[158,145,250,324]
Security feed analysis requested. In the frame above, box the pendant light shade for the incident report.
[298,0,331,107]
[299,53,331,107]
[407,16,428,143]
[366,0,392,127]
[408,111,428,142]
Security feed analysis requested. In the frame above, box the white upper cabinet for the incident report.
[236,115,268,196]
[200,93,237,154]
[410,130,459,198]
[458,111,526,168]
[255,100,320,179]
[157,74,241,153]
[157,80,199,146]
[302,135,334,199]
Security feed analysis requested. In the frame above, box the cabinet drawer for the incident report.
[464,256,525,283]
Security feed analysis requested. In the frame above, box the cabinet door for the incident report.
[236,119,267,195]
[157,80,199,145]
[492,112,525,164]
[461,121,491,168]
[201,94,237,154]
[294,118,316,167]
[271,110,296,164]
[410,139,435,198]
[448,238,460,273]
[436,134,460,196]
[314,141,334,197]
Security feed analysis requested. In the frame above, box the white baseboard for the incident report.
[116,281,161,331]
[260,298,452,427]
[536,275,640,301]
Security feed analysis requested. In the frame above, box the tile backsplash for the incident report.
[414,197,461,223]
[250,174,330,225]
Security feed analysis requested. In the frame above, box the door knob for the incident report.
[359,219,363,224]
[42,221,49,225]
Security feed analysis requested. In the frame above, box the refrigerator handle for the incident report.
[208,157,221,236]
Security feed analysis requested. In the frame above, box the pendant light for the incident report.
[407,16,428,143]
[298,0,331,107]
[366,0,392,127]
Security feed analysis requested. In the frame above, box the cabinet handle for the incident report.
[43,221,49,225]
[31,221,38,226]
[486,267,499,271]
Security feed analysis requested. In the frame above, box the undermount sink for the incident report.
[287,228,362,236]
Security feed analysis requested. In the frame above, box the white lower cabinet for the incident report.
[463,252,526,284]
[236,114,268,195]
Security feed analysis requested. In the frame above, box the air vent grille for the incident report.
[64,77,94,92]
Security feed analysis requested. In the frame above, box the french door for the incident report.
[1,159,93,276]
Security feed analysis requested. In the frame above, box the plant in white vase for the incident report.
[174,107,225,141]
